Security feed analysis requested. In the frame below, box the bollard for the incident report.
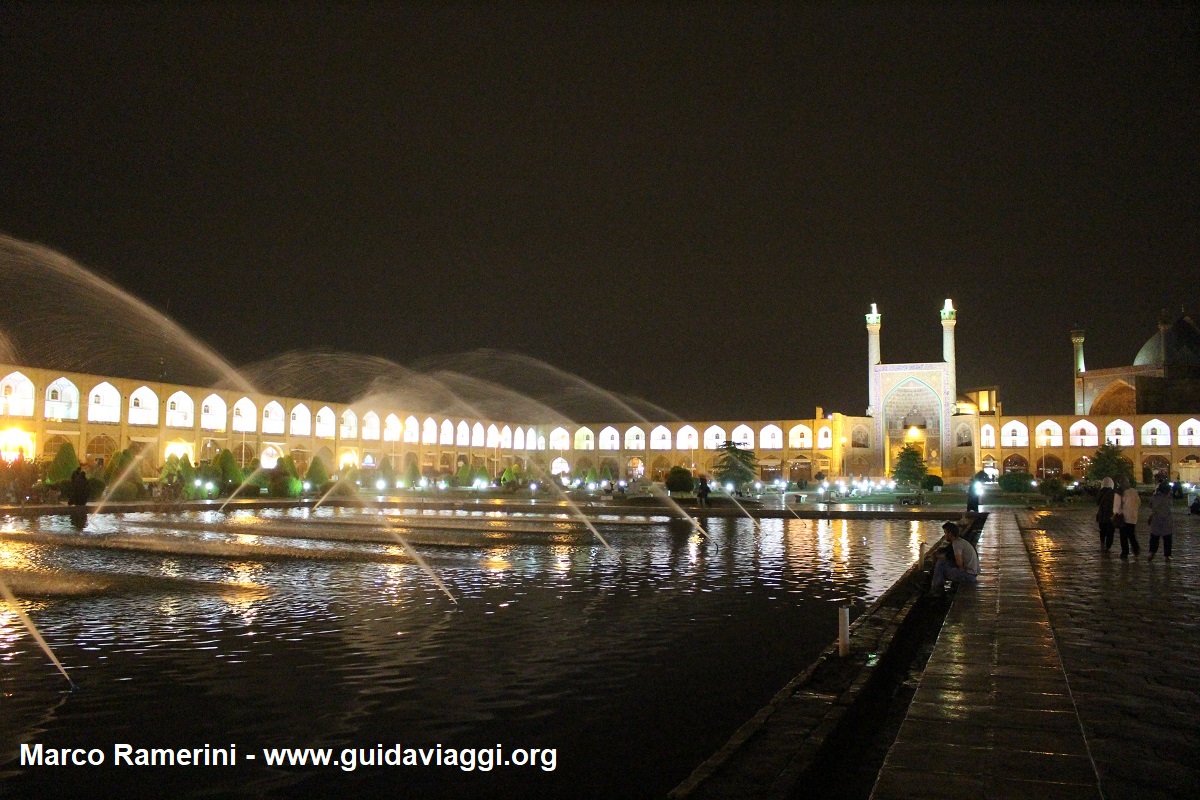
[838,605,850,657]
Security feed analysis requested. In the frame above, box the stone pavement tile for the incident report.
[880,740,988,775]
[871,766,989,800]
[893,717,977,746]
[991,725,1090,756]
[990,749,1095,784]
[982,777,1101,800]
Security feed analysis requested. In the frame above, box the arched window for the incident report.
[315,406,336,438]
[817,427,833,449]
[1179,419,1200,447]
[128,386,158,426]
[677,425,699,450]
[1001,420,1029,447]
[404,415,421,443]
[44,377,80,421]
[290,404,312,436]
[86,434,118,466]
[788,424,812,449]
[954,424,972,448]
[455,421,469,446]
[1140,419,1170,447]
[439,419,454,445]
[599,426,620,450]
[513,427,526,450]
[472,422,485,447]
[551,457,570,475]
[980,424,996,449]
[624,426,645,450]
[650,426,672,450]
[703,425,726,450]
[1069,420,1098,448]
[500,425,512,449]
[232,398,257,433]
[340,410,358,439]
[200,394,227,431]
[731,424,754,449]
[1035,420,1063,447]
[853,425,871,448]
[486,424,499,448]
[537,435,546,450]
[165,391,194,428]
[87,382,122,424]
[361,411,380,440]
[526,427,538,451]
[384,414,402,442]
[574,427,595,450]
[262,401,286,435]
[422,417,438,445]
[0,372,35,416]
[1104,419,1134,447]
[1003,453,1029,473]
[760,424,783,450]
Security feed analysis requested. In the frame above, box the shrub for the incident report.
[814,471,826,482]
[305,456,329,487]
[998,471,1034,493]
[403,461,421,487]
[664,466,695,494]
[455,462,473,487]
[920,474,944,491]
[46,441,80,485]
[1039,476,1066,502]
[268,473,303,498]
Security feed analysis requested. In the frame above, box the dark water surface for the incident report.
[0,509,939,799]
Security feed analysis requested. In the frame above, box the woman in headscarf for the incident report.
[1148,480,1174,561]
[1096,477,1117,552]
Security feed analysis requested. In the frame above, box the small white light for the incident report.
[587,482,596,491]
[755,482,762,490]
[194,479,202,487]
[302,481,311,491]
[419,477,429,488]
[725,483,734,492]
[205,482,214,491]
[529,482,539,491]
[376,479,386,490]
[395,479,403,488]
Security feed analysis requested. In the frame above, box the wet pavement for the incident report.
[872,507,1199,800]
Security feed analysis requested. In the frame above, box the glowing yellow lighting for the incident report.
[907,426,921,439]
[0,428,35,463]
[164,441,194,461]
[339,451,359,468]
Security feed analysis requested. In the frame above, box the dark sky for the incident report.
[2,3,1197,420]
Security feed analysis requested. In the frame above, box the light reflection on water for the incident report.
[0,509,939,798]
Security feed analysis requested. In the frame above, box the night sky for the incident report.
[2,4,1197,420]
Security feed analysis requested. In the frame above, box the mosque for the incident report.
[2,302,1198,486]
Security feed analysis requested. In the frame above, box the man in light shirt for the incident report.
[929,521,979,595]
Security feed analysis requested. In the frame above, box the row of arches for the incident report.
[998,452,1181,481]
[544,423,841,452]
[981,418,1199,449]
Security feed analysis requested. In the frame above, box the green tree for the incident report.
[473,465,491,486]
[403,460,421,487]
[664,466,695,495]
[998,471,1034,492]
[585,466,599,485]
[456,461,473,486]
[891,444,927,487]
[46,441,80,485]
[1086,443,1134,485]
[305,455,329,487]
[379,456,396,482]
[103,449,146,501]
[713,441,758,490]
[920,473,943,491]
[600,465,613,484]
[1038,476,1066,502]
[500,465,516,485]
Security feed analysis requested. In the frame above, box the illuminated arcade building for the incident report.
[1,303,1198,485]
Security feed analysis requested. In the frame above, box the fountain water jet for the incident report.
[218,466,267,513]
[0,577,73,688]
[92,447,152,515]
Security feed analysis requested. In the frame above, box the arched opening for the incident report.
[42,434,71,461]
[954,424,972,448]
[260,444,281,470]
[551,457,570,476]
[573,427,594,450]
[404,415,420,443]
[455,421,470,447]
[315,407,336,438]
[599,426,620,450]
[1034,420,1063,447]
[200,394,227,431]
[980,424,995,449]
[1069,420,1098,448]
[127,386,159,426]
[472,422,485,448]
[650,455,671,481]
[788,424,813,449]
[340,410,358,439]
[677,425,699,450]
[1140,419,1170,447]
[1003,454,1029,474]
[1104,419,1134,447]
[650,426,672,450]
[626,457,644,480]
[760,424,783,450]
[513,427,526,450]
[703,425,726,450]
[624,426,645,450]
[87,382,121,424]
[165,391,194,428]
[817,427,833,450]
[1036,455,1063,479]
[730,424,754,449]
[549,427,570,450]
[1142,454,1171,484]
[86,434,118,468]
[262,401,286,435]
[384,414,402,443]
[44,378,80,421]
[290,403,312,436]
[487,424,499,448]
[232,398,257,433]
[361,412,381,441]
[500,426,512,449]
[421,417,437,445]
[1091,380,1135,415]
[0,371,35,416]
[788,456,812,484]
[1001,421,1029,448]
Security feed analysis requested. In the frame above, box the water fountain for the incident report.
[0,578,73,688]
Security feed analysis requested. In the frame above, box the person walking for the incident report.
[1116,477,1141,558]
[695,475,711,508]
[1096,476,1117,552]
[1148,481,1174,561]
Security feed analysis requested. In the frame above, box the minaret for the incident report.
[866,303,881,416]
[1071,329,1086,414]
[940,299,957,413]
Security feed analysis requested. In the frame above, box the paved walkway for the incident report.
[1016,508,1200,800]
[871,508,1199,800]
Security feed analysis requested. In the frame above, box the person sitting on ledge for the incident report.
[929,521,979,596]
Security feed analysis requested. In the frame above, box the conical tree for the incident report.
[46,442,80,485]
[1086,443,1135,485]
[892,444,928,487]
[713,441,758,490]
[403,460,421,487]
[456,461,473,486]
[305,455,330,487]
